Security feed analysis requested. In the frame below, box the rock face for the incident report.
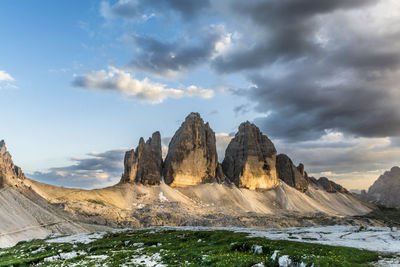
[0,140,25,187]
[163,113,221,187]
[222,122,279,190]
[362,167,400,207]
[311,177,348,194]
[120,132,163,185]
[276,154,309,192]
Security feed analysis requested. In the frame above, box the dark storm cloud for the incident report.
[30,149,126,189]
[212,0,377,73]
[129,26,227,76]
[214,0,400,142]
[102,0,210,20]
[233,104,250,116]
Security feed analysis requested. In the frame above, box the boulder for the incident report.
[120,132,163,185]
[222,122,279,190]
[276,154,309,192]
[163,112,220,187]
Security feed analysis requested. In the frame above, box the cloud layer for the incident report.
[73,67,213,104]
[30,149,126,189]
[221,0,400,142]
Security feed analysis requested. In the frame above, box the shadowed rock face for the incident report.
[363,167,400,207]
[313,177,348,194]
[276,154,309,192]
[0,140,25,187]
[163,112,220,187]
[222,122,279,190]
[121,132,163,185]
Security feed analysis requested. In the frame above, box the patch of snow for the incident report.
[159,192,168,202]
[252,263,265,267]
[87,255,108,260]
[372,256,400,266]
[133,242,144,247]
[46,232,106,245]
[44,251,86,262]
[251,245,263,254]
[31,247,45,254]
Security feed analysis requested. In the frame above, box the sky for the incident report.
[1,0,400,190]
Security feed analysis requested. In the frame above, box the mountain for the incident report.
[357,166,400,207]
[163,112,222,187]
[0,141,108,248]
[0,113,377,247]
[223,121,279,190]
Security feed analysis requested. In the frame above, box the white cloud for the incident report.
[216,132,233,161]
[0,70,15,89]
[0,70,13,82]
[73,66,214,104]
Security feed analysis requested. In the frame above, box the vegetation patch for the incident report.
[0,229,386,266]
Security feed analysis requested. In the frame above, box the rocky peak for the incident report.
[0,140,25,187]
[222,122,279,190]
[163,112,221,187]
[362,166,400,207]
[276,154,309,192]
[120,132,163,185]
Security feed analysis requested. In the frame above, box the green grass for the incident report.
[0,229,384,266]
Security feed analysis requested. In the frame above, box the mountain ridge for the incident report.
[0,113,377,247]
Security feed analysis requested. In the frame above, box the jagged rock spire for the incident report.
[276,154,309,192]
[120,132,163,185]
[163,112,222,187]
[222,122,279,190]
[0,140,25,187]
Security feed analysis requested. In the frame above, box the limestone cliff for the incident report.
[361,167,400,207]
[120,132,163,185]
[163,112,220,187]
[276,154,309,192]
[0,140,25,187]
[222,122,279,190]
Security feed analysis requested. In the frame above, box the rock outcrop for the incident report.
[120,132,163,185]
[163,113,221,187]
[222,122,279,190]
[310,177,348,194]
[276,154,309,192]
[361,166,400,207]
[0,140,25,187]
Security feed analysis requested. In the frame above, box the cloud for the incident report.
[215,0,400,142]
[0,70,15,89]
[215,133,233,161]
[212,0,377,73]
[100,0,210,21]
[274,131,400,189]
[72,66,214,104]
[30,149,126,189]
[129,25,231,77]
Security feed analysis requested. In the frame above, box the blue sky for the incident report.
[1,0,400,190]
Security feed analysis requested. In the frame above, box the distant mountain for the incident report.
[358,167,400,207]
